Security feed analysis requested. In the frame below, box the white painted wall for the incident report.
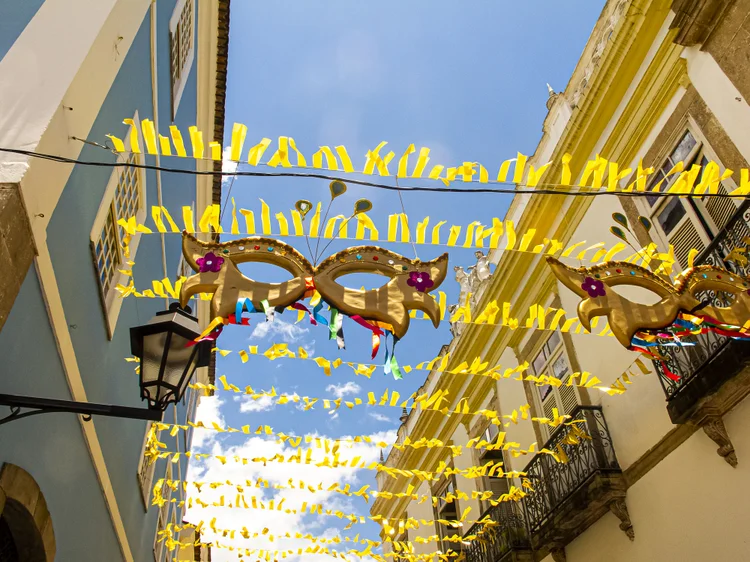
[450,424,482,518]
[407,480,439,557]
[494,348,538,473]
[557,194,674,469]
[564,396,750,561]
[683,46,750,163]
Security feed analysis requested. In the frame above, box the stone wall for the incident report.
[0,183,36,333]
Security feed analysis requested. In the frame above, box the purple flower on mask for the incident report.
[196,252,224,273]
[581,276,606,298]
[406,271,434,293]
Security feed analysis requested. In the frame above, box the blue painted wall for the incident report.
[0,0,45,61]
[0,268,124,560]
[0,0,204,559]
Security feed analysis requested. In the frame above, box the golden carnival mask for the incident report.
[547,257,750,349]
[179,231,449,341]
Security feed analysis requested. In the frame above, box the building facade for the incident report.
[0,0,228,560]
[373,1,750,561]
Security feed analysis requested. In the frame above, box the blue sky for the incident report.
[186,2,605,559]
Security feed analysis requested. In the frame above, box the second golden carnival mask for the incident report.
[547,257,750,349]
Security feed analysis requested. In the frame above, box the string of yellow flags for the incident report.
[107,119,750,194]
[120,202,679,273]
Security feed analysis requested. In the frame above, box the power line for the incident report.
[2,147,747,200]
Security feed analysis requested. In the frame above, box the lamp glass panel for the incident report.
[141,332,169,387]
[162,332,197,396]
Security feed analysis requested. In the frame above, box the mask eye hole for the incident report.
[693,288,737,307]
[237,262,296,282]
[609,285,664,305]
[332,272,392,290]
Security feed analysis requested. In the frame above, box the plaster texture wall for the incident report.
[449,424,481,518]
[406,480,439,557]
[556,194,675,469]
[561,395,750,561]
[493,348,537,474]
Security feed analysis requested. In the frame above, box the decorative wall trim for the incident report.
[608,498,635,540]
[701,414,738,467]
[0,463,55,561]
[624,423,698,486]
[670,0,734,46]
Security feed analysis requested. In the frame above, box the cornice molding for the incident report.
[670,0,734,46]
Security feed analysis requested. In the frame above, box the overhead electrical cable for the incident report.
[3,147,748,199]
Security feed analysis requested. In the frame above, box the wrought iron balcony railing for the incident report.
[654,203,750,404]
[521,405,620,534]
[463,502,529,562]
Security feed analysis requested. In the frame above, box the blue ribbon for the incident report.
[312,302,329,326]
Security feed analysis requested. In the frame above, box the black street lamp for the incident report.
[0,303,211,426]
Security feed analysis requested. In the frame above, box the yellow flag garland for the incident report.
[107,120,746,198]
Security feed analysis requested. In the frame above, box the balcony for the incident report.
[521,406,631,557]
[463,502,531,562]
[652,204,750,464]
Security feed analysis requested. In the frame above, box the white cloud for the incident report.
[325,382,361,400]
[185,428,397,561]
[251,319,309,344]
[191,395,225,449]
[236,394,275,413]
[368,412,392,423]
[221,146,239,187]
[234,392,304,413]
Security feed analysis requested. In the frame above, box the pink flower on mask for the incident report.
[406,271,434,293]
[196,252,224,273]
[581,276,606,298]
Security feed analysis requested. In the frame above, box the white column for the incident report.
[0,0,118,182]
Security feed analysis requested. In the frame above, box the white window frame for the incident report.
[154,463,173,562]
[433,476,462,555]
[184,386,199,452]
[530,331,580,442]
[636,118,740,269]
[176,202,196,281]
[137,420,160,509]
[169,0,195,119]
[90,111,147,339]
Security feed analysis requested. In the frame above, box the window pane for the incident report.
[532,352,546,375]
[546,331,561,355]
[670,131,697,163]
[646,169,667,207]
[552,354,570,379]
[657,198,687,235]
[539,384,553,401]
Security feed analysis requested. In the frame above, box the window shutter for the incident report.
[669,219,705,269]
[703,184,739,232]
[558,379,579,415]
